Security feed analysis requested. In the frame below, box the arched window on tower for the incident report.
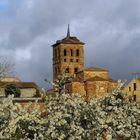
[64,49,67,56]
[55,67,57,78]
[74,67,78,73]
[134,95,136,101]
[76,49,79,56]
[70,49,73,56]
[55,49,57,58]
[65,67,70,73]
[58,67,60,75]
[58,48,60,57]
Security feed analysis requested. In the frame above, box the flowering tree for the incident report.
[45,74,71,94]
[45,80,140,139]
[45,92,88,139]
[0,95,46,139]
[0,56,14,77]
[0,79,140,139]
[89,81,140,139]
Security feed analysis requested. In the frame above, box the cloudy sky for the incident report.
[0,0,140,89]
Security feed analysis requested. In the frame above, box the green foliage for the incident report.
[5,84,21,97]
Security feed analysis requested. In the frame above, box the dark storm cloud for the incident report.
[0,0,140,88]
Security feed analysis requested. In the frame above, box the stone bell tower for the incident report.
[52,25,85,81]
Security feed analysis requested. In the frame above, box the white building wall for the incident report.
[0,87,37,98]
[20,88,37,97]
[0,88,5,97]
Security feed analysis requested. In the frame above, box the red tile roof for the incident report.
[0,82,38,89]
[108,78,117,83]
[136,78,140,81]
[84,67,108,72]
[85,76,108,82]
[85,76,117,83]
[52,36,84,46]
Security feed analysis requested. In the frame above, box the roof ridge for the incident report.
[85,67,108,71]
[85,76,108,81]
[52,36,84,47]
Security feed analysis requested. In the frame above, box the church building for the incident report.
[52,25,117,99]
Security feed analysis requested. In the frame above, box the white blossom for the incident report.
[0,80,140,139]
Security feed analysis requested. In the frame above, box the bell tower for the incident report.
[52,25,85,81]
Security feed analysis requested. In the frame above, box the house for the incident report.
[0,76,40,98]
[0,76,45,111]
[123,78,140,102]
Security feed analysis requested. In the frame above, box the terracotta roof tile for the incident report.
[0,82,38,89]
[85,76,117,83]
[108,78,117,83]
[52,36,84,46]
[136,78,140,81]
[84,67,108,72]
[0,76,21,82]
[85,76,108,82]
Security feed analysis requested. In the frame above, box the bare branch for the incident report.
[0,56,14,77]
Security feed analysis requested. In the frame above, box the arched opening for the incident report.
[65,67,70,73]
[134,95,136,101]
[70,49,73,56]
[55,49,57,58]
[64,49,67,56]
[55,67,57,76]
[74,67,78,73]
[128,86,131,92]
[70,59,73,62]
[133,83,136,91]
[58,67,60,75]
[58,48,60,57]
[76,49,79,56]
[64,58,66,62]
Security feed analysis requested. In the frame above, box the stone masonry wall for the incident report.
[84,80,115,100]
[84,71,109,81]
[76,71,84,82]
[108,82,118,92]
[84,81,96,99]
[66,82,86,96]
[53,43,84,80]
[94,81,109,96]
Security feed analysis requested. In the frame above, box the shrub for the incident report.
[5,84,21,97]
